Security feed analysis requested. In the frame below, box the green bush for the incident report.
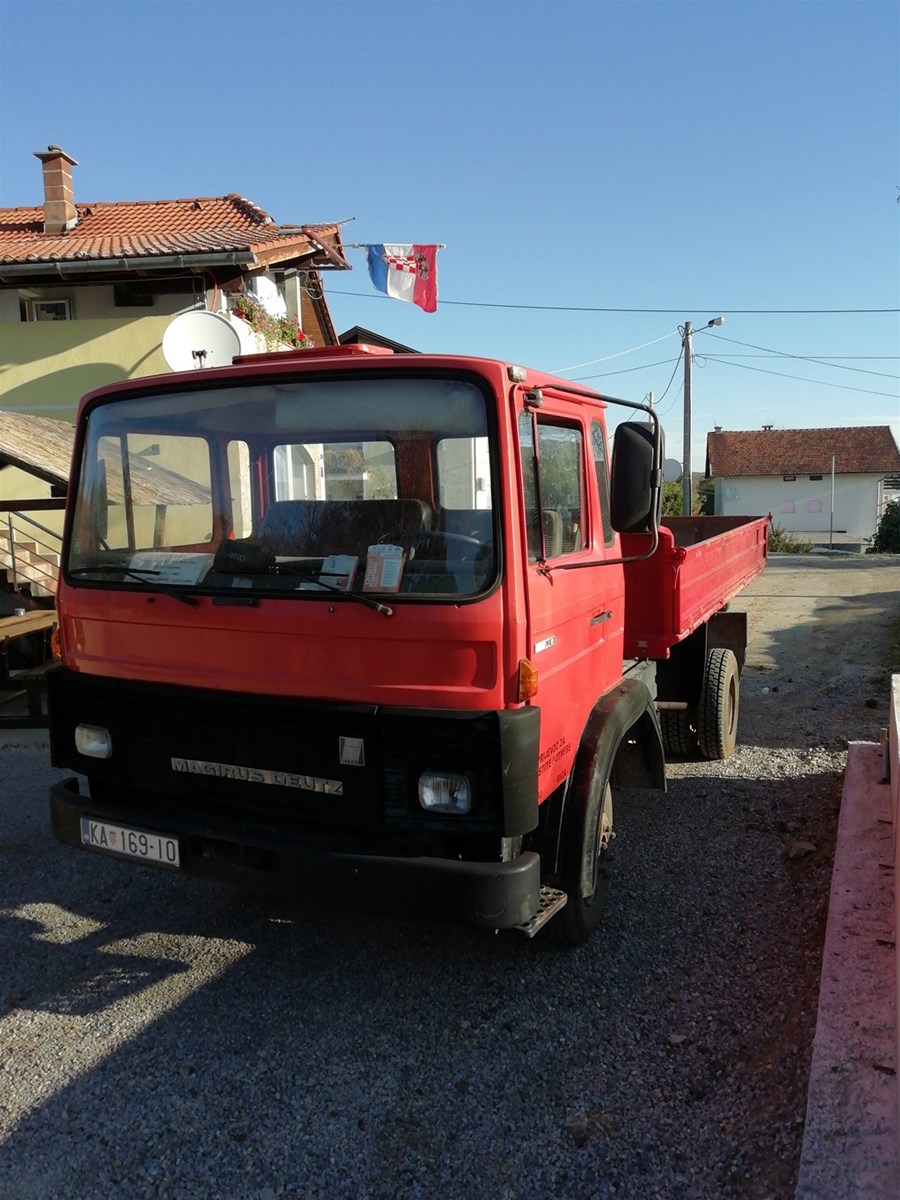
[768,523,812,554]
[867,499,900,553]
[661,480,707,516]
[661,482,685,516]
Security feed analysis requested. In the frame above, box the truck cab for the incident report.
[49,344,751,944]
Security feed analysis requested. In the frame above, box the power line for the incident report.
[706,357,900,399]
[551,331,678,373]
[703,355,899,360]
[705,332,900,380]
[653,348,685,409]
[571,357,681,381]
[326,288,899,315]
[656,382,685,419]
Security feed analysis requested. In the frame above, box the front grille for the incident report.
[49,671,383,833]
[49,672,531,839]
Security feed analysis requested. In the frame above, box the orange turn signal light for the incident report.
[51,626,62,660]
[517,657,538,702]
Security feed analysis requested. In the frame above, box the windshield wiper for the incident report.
[70,564,161,578]
[68,564,199,607]
[215,562,392,616]
[210,557,393,616]
[275,564,393,616]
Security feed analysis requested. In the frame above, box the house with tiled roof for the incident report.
[0,146,349,426]
[706,425,900,547]
[0,145,351,592]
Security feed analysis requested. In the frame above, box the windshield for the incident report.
[68,374,496,601]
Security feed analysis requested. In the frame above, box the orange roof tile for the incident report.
[706,426,900,477]
[0,195,346,267]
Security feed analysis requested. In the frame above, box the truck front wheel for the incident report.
[697,647,740,760]
[546,774,614,946]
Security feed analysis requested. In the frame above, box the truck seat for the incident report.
[258,499,432,559]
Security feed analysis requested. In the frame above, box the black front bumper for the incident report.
[50,776,542,930]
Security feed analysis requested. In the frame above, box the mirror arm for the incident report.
[527,387,664,569]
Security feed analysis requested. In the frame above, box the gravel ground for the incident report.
[1,554,898,1200]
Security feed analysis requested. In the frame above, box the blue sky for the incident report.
[1,0,897,464]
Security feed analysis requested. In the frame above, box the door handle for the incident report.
[590,610,612,625]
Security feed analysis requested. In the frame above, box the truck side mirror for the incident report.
[610,421,660,534]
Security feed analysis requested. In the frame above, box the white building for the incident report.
[706,425,900,548]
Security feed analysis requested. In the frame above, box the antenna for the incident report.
[162,310,250,372]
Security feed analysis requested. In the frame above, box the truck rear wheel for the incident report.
[659,709,697,757]
[697,647,740,760]
[546,775,614,946]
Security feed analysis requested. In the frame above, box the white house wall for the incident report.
[250,275,287,318]
[717,473,883,540]
[71,286,192,320]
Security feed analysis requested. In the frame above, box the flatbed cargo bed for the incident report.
[621,515,770,660]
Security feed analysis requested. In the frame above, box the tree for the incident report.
[661,482,683,516]
[868,499,900,553]
[661,477,708,516]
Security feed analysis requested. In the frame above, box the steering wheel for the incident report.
[414,531,483,561]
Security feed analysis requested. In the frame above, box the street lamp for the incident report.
[681,316,725,516]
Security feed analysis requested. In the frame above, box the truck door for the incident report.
[516,400,624,800]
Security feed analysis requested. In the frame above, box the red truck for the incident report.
[47,343,768,943]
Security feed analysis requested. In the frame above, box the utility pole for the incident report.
[830,454,835,549]
[681,316,724,517]
[682,322,693,516]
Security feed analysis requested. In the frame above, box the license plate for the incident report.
[80,817,180,868]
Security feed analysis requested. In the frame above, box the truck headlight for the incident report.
[418,771,472,815]
[75,724,112,759]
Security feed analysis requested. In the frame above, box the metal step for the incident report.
[514,886,568,938]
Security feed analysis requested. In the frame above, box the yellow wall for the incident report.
[0,317,172,422]
[0,466,66,560]
[1,297,335,426]
[0,464,48,502]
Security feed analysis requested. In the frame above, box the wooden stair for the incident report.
[0,528,59,598]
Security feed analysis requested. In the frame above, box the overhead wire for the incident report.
[703,357,899,398]
[326,288,898,315]
[570,357,681,382]
[551,331,678,373]
[701,354,899,361]
[704,332,900,380]
[327,284,898,404]
[655,382,685,419]
[649,345,685,410]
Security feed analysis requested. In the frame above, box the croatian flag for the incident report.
[365,244,439,313]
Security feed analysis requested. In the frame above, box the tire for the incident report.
[545,776,615,947]
[697,647,740,760]
[659,709,697,757]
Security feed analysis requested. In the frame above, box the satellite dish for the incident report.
[664,458,683,483]
[162,310,246,371]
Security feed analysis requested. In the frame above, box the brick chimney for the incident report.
[33,145,78,234]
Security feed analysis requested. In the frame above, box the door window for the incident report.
[590,420,615,547]
[519,414,585,562]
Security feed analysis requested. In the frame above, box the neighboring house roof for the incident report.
[0,195,347,275]
[707,427,900,478]
[0,411,74,487]
[339,326,418,353]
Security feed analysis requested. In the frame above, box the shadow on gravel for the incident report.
[2,906,187,1015]
[0,753,845,1200]
[733,586,898,751]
